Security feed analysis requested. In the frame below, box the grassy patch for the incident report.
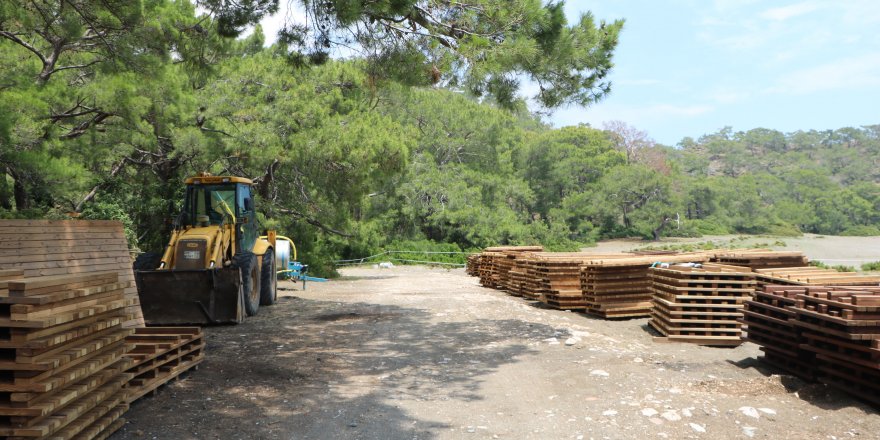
[861,261,880,272]
[810,260,856,272]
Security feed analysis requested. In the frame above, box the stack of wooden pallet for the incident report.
[581,253,711,319]
[0,270,133,440]
[495,250,521,293]
[477,246,543,289]
[514,252,626,309]
[712,250,808,270]
[741,285,816,379]
[517,254,546,300]
[477,251,502,288]
[791,287,880,406]
[754,266,880,288]
[465,254,481,276]
[0,220,144,328]
[503,253,534,297]
[649,263,755,346]
[124,327,205,403]
[531,256,590,310]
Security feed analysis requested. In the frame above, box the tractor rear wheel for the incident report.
[260,250,277,305]
[233,252,261,316]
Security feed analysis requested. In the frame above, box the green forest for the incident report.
[2,1,879,275]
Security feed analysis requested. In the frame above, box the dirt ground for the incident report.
[112,266,879,440]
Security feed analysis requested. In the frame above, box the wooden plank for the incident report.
[0,310,126,348]
[0,282,130,306]
[0,297,128,329]
[0,327,129,371]
[0,270,24,281]
[0,341,127,393]
[1,381,127,438]
[7,273,118,296]
[0,362,125,419]
[10,288,124,319]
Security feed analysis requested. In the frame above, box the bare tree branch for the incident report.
[276,207,352,237]
[74,158,127,212]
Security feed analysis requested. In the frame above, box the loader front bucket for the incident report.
[135,268,245,325]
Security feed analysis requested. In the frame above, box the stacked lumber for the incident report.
[465,254,481,276]
[791,287,880,406]
[649,263,755,346]
[0,220,144,328]
[741,285,816,380]
[494,251,521,293]
[477,251,503,288]
[754,266,880,287]
[0,271,133,440]
[503,253,533,297]
[517,254,545,300]
[518,253,632,309]
[124,327,205,403]
[580,253,711,319]
[477,246,543,289]
[712,250,808,270]
[530,256,590,310]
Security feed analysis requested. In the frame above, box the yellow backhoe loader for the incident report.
[133,174,277,325]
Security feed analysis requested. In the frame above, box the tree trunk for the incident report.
[652,216,671,241]
[13,177,28,210]
[7,167,29,210]
[0,172,11,210]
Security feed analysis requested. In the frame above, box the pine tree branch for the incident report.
[0,31,47,64]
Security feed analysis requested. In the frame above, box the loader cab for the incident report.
[181,175,258,253]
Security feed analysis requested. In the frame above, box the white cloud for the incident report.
[759,2,821,21]
[766,54,880,94]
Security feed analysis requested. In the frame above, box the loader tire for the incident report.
[260,250,277,306]
[233,252,260,316]
[133,252,162,271]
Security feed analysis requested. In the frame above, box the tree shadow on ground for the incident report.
[113,295,553,440]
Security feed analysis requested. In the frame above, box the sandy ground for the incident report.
[111,266,879,440]
[589,234,880,268]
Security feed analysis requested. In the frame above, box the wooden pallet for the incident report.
[816,354,880,406]
[711,250,808,270]
[769,287,880,406]
[649,263,753,346]
[0,220,144,328]
[740,285,820,378]
[758,347,818,381]
[124,327,205,403]
[754,266,880,287]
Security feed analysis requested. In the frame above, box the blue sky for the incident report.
[256,1,880,146]
[552,0,880,145]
